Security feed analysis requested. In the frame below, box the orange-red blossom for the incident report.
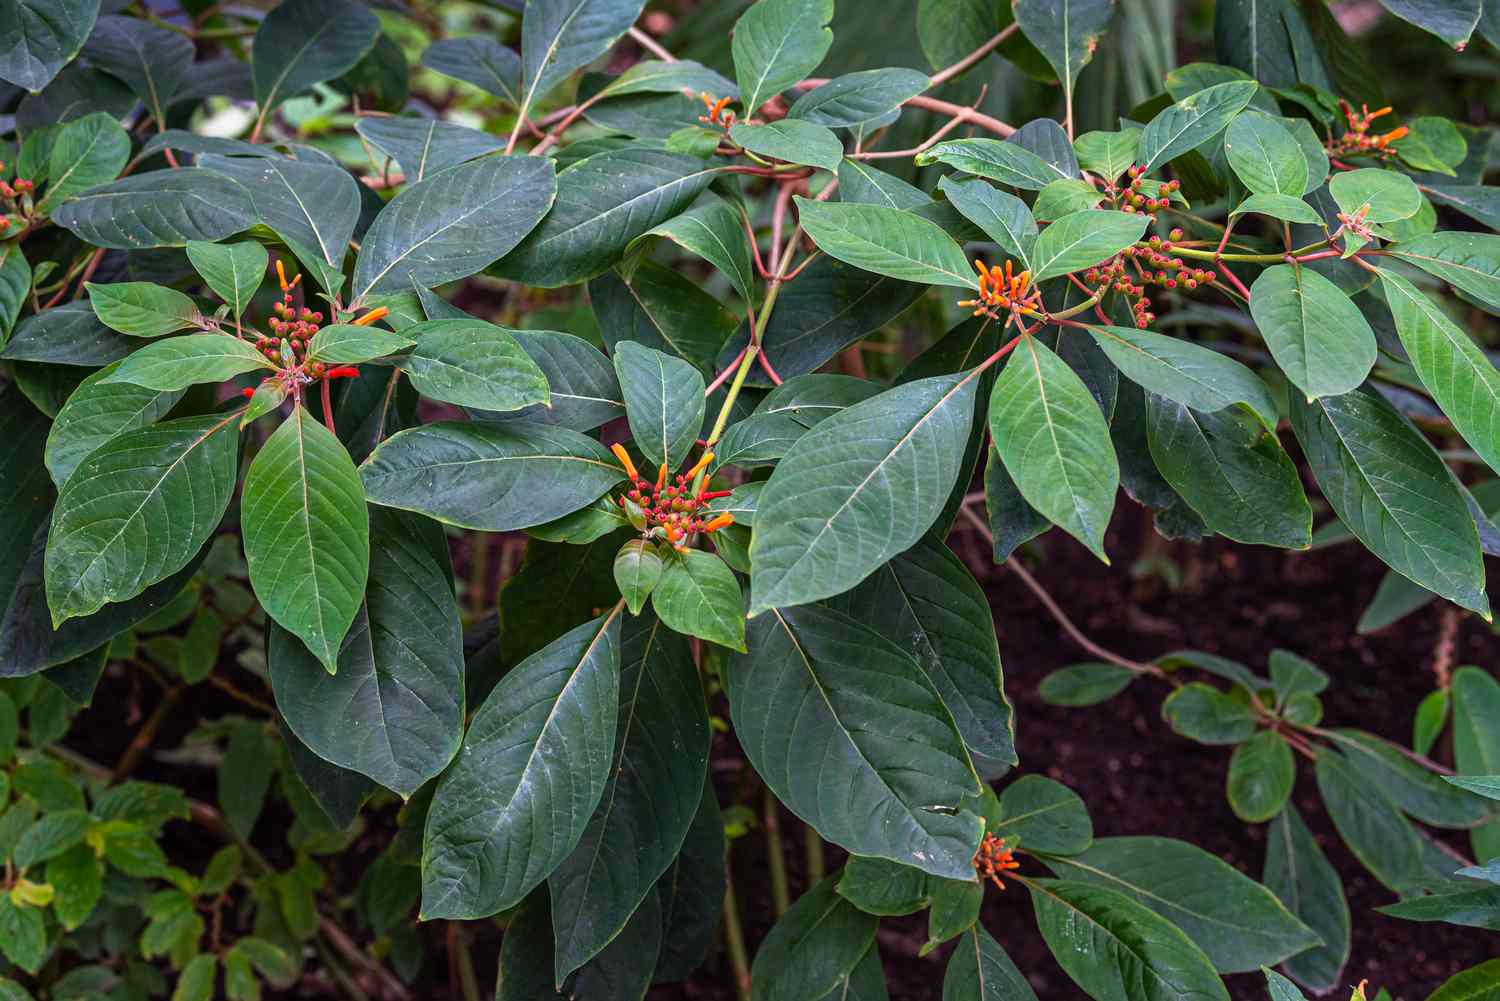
[973,833,1020,890]
[958,259,1041,320]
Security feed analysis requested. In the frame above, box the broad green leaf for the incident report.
[186,242,268,320]
[1138,80,1259,172]
[360,421,624,531]
[838,856,931,916]
[916,138,1056,191]
[829,536,1016,772]
[937,176,1037,268]
[792,197,975,287]
[305,324,414,365]
[612,539,661,614]
[0,0,99,92]
[1453,667,1500,863]
[1324,728,1493,828]
[1446,775,1500,801]
[1427,961,1500,1001]
[1224,111,1307,195]
[652,549,744,651]
[1316,748,1425,893]
[1377,887,1500,930]
[632,193,756,307]
[403,318,549,412]
[1037,662,1133,707]
[942,925,1037,1001]
[1029,879,1230,1001]
[517,0,646,121]
[749,372,978,613]
[420,37,520,103]
[80,15,193,122]
[1226,731,1294,822]
[595,57,737,99]
[353,155,557,301]
[613,340,705,472]
[1032,178,1104,220]
[730,120,843,171]
[752,877,876,1001]
[0,242,28,343]
[727,603,983,879]
[420,606,623,920]
[548,615,708,980]
[994,775,1091,855]
[36,112,129,212]
[983,441,1049,561]
[840,159,929,210]
[1086,324,1278,430]
[1264,804,1350,992]
[198,155,360,271]
[654,777,727,982]
[491,149,713,288]
[1329,167,1420,225]
[1145,395,1311,548]
[1231,192,1322,224]
[568,881,661,998]
[13,808,88,867]
[1423,184,1500,231]
[1381,271,1500,476]
[5,303,132,367]
[1249,263,1376,399]
[104,334,273,391]
[1074,130,1141,180]
[1013,0,1113,111]
[989,336,1118,561]
[1029,210,1146,280]
[251,0,380,113]
[242,405,370,673]
[1290,386,1488,616]
[493,328,623,432]
[52,169,256,249]
[1161,682,1257,744]
[44,362,184,489]
[590,262,737,374]
[268,509,462,797]
[354,116,505,183]
[1376,0,1480,46]
[85,282,198,338]
[788,68,930,128]
[733,0,834,116]
[1390,232,1500,315]
[44,413,238,625]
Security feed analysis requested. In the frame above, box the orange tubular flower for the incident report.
[973,833,1020,890]
[957,259,1039,320]
[702,513,735,533]
[352,306,390,327]
[610,443,640,482]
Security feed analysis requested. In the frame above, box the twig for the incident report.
[763,786,790,916]
[627,25,676,62]
[929,25,1019,87]
[721,859,752,1001]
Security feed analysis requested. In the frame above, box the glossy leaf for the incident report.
[52,169,256,249]
[1390,232,1500,314]
[916,138,1056,191]
[85,282,198,338]
[1087,324,1278,430]
[942,925,1037,1001]
[652,549,745,651]
[251,0,380,113]
[633,193,756,307]
[613,340,706,472]
[198,155,360,271]
[1013,0,1113,107]
[36,111,129,212]
[730,120,843,171]
[186,241,268,320]
[354,116,506,183]
[420,36,520,103]
[44,362,184,488]
[995,775,1092,855]
[517,0,646,120]
[305,324,414,366]
[403,318,549,411]
[752,877,876,1001]
[0,0,100,92]
[81,15,193,121]
[1138,80,1259,172]
[733,0,834,115]
[1029,210,1146,281]
[1226,731,1294,822]
[1224,111,1307,195]
[103,334,273,391]
[794,197,976,287]
[937,176,1037,268]
[1249,263,1376,400]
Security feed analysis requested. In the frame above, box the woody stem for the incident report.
[321,377,336,436]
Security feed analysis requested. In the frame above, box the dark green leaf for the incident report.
[789,68,930,128]
[44,361,184,488]
[794,197,976,287]
[1161,682,1257,744]
[1227,731,1294,822]
[2,302,133,366]
[251,0,380,113]
[1087,324,1278,430]
[1037,662,1133,707]
[916,138,1056,191]
[1138,80,1259,172]
[186,242,268,320]
[421,37,520,103]
[1390,232,1500,315]
[104,334,273,391]
[942,925,1037,1001]
[354,116,506,183]
[1264,803,1350,992]
[995,775,1091,854]
[652,549,745,651]
[52,169,257,249]
[733,0,834,115]
[0,0,99,92]
[82,16,194,122]
[1013,0,1113,107]
[198,155,361,272]
[517,0,646,120]
[1452,667,1500,863]
[751,877,876,1001]
[1316,748,1426,893]
[403,318,549,411]
[937,176,1037,268]
[614,340,706,472]
[36,111,129,213]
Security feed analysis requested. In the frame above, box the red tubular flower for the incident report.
[325,366,361,380]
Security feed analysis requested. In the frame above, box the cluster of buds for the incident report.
[0,162,37,231]
[610,443,735,551]
[1085,230,1217,328]
[973,833,1020,890]
[958,259,1042,320]
[1335,203,1376,243]
[698,92,736,131]
[1116,167,1179,219]
[242,262,386,389]
[1332,102,1408,157]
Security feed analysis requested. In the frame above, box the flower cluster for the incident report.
[958,259,1042,320]
[0,162,37,232]
[973,833,1020,890]
[611,444,735,551]
[698,92,736,131]
[243,262,385,391]
[1080,231,1218,329]
[1115,167,1180,220]
[1332,101,1408,157]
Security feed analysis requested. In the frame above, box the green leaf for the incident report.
[613,341,706,472]
[838,856,931,916]
[46,844,102,931]
[1223,111,1307,196]
[1038,662,1133,707]
[917,138,1056,191]
[730,120,843,171]
[517,0,645,121]
[989,336,1118,561]
[937,176,1037,268]
[2,302,133,366]
[0,896,46,973]
[44,413,239,625]
[1381,271,1500,476]
[994,775,1091,854]
[1074,130,1141,181]
[1422,184,1500,231]
[52,169,256,250]
[548,614,708,981]
[1264,804,1350,992]
[81,16,193,123]
[35,112,129,213]
[44,362,185,488]
[652,549,745,651]
[403,318,549,411]
[1231,192,1322,224]
[613,538,661,614]
[1325,728,1493,828]
[0,242,28,344]
[1144,395,1311,548]
[1329,167,1421,223]
[251,0,379,113]
[13,808,87,867]
[85,282,198,338]
[1248,263,1376,400]
[268,509,462,797]
[218,722,273,839]
[1453,667,1500,863]
[727,603,982,879]
[421,606,623,920]
[1029,210,1146,281]
[491,149,714,288]
[1161,683,1257,744]
[171,952,216,1001]
[103,334,273,391]
[733,0,833,116]
[655,777,727,982]
[596,58,736,99]
[1013,0,1113,109]
[1029,879,1229,1001]
[1032,178,1104,220]
[749,372,978,613]
[1376,0,1480,46]
[1427,961,1500,1001]
[751,877,877,1001]
[1227,731,1294,822]
[793,198,975,288]
[1086,324,1278,430]
[421,37,520,103]
[354,116,505,183]
[197,156,360,272]
[186,242,268,320]
[1315,748,1425,893]
[1289,386,1488,616]
[1378,887,1500,930]
[788,68,930,128]
[352,155,557,301]
[942,925,1037,1001]
[1390,232,1500,315]
[1446,775,1500,801]
[633,193,756,307]
[840,159,929,210]
[590,263,736,374]
[0,0,99,92]
[1138,80,1259,173]
[305,324,414,366]
[361,421,624,531]
[242,405,370,674]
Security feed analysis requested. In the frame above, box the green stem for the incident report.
[763,786,791,916]
[804,824,826,885]
[722,858,753,1001]
[1171,238,1330,263]
[694,279,783,493]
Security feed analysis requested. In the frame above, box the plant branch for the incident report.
[929,24,1019,86]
